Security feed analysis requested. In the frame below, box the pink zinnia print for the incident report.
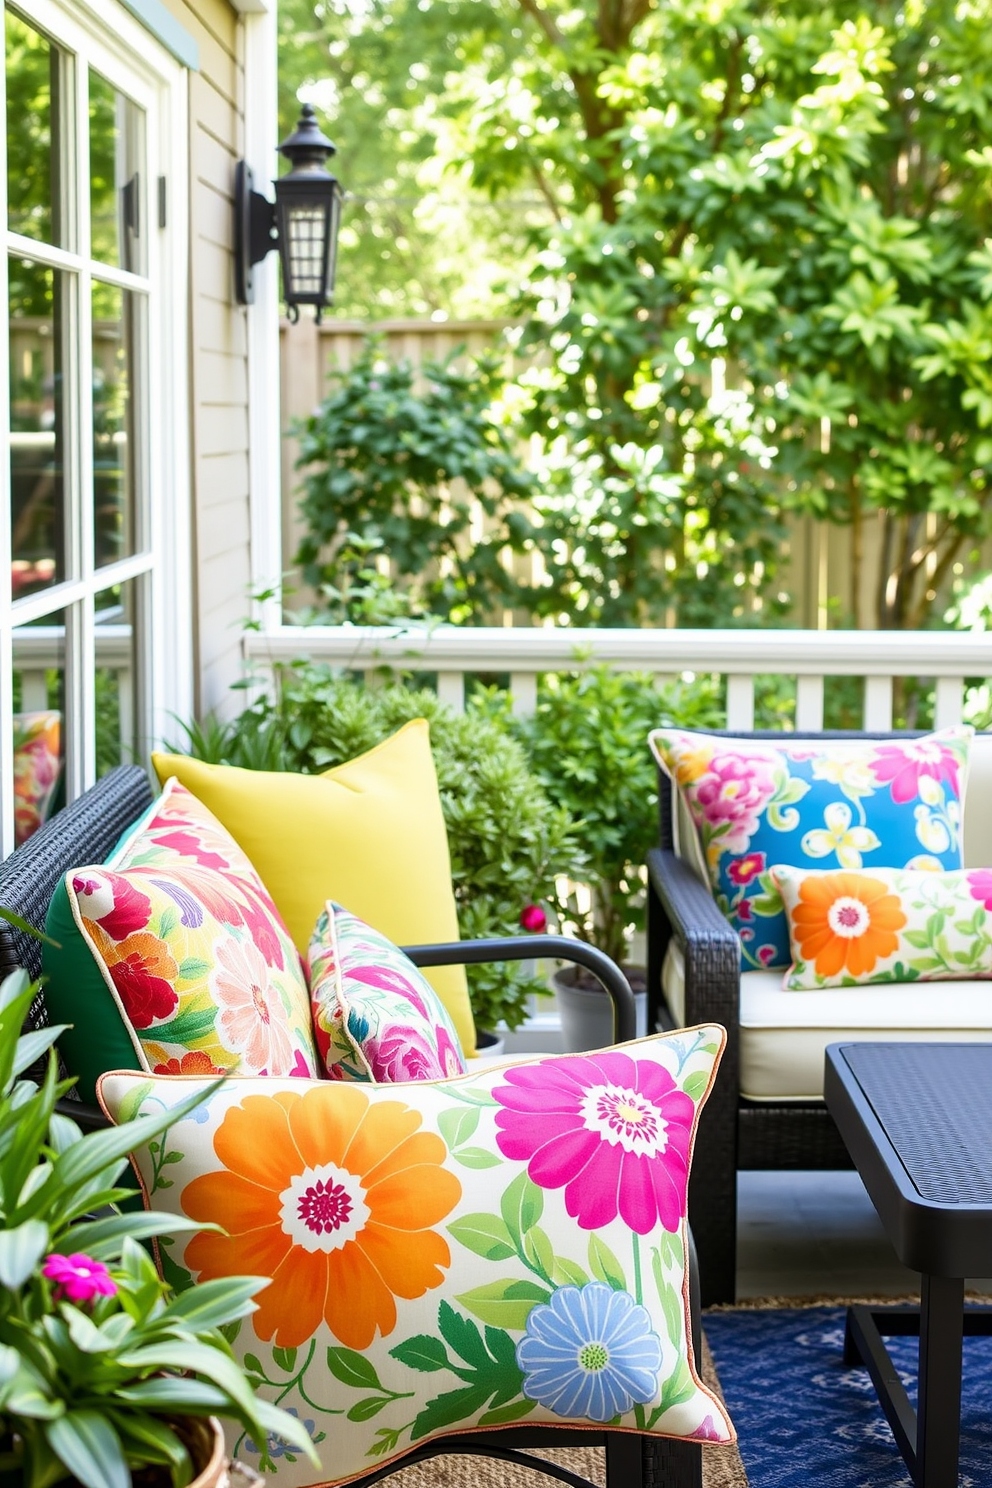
[870,739,960,805]
[690,752,778,855]
[493,1050,696,1234]
[967,869,992,910]
[365,1024,443,1082]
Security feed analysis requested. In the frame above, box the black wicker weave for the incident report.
[646,730,951,1306]
[0,766,705,1488]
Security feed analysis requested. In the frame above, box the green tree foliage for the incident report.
[283,0,992,630]
[294,339,537,623]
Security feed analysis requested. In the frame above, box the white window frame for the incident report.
[0,0,191,856]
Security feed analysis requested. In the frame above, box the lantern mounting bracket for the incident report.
[233,162,277,306]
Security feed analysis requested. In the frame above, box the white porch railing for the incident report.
[243,624,992,731]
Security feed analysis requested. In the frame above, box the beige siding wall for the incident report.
[162,0,251,719]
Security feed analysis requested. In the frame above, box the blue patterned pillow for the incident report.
[649,727,973,971]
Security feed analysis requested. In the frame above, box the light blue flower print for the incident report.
[516,1283,663,1423]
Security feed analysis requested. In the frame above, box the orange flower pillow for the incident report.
[99,1027,733,1485]
[771,864,992,990]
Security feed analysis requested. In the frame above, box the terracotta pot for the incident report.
[186,1418,227,1488]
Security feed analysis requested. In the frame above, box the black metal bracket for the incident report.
[234,161,277,305]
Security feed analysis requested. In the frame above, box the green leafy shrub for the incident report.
[293,339,536,625]
[171,669,581,1033]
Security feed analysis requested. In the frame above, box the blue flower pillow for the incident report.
[649,727,973,971]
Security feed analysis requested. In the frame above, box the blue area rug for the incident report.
[704,1305,992,1487]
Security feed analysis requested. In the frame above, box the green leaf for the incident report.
[411,1383,492,1441]
[389,1335,452,1373]
[437,1301,490,1370]
[273,1345,298,1374]
[522,1225,556,1281]
[437,1106,480,1150]
[163,1275,265,1329]
[178,957,212,979]
[479,1398,535,1426]
[327,1347,384,1392]
[348,1395,393,1422]
[551,1256,590,1288]
[0,1219,49,1288]
[455,1279,550,1330]
[681,1071,709,1102]
[46,1411,129,1488]
[500,1170,543,1246]
[447,1213,516,1262]
[588,1233,626,1292]
[453,1147,502,1169]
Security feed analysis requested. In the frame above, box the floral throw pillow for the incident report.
[99,1025,733,1486]
[44,779,319,1102]
[649,727,973,971]
[772,864,992,990]
[308,902,467,1082]
[13,709,62,846]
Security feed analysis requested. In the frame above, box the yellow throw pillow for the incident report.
[152,720,475,1054]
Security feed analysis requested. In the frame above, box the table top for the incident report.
[825,1043,992,1277]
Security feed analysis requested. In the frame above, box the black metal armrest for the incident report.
[402,934,637,1043]
[646,847,740,1032]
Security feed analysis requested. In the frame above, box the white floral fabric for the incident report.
[99,1027,733,1486]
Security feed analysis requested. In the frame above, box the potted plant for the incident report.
[0,964,317,1487]
[506,666,723,1050]
[172,668,582,1039]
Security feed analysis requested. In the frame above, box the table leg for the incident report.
[917,1273,964,1488]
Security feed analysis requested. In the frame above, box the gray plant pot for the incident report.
[473,1027,506,1059]
[552,964,647,1053]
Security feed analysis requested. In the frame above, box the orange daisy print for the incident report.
[180,1084,461,1349]
[792,872,907,979]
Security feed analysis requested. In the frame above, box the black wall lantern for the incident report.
[234,103,343,321]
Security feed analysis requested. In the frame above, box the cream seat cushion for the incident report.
[662,940,992,1100]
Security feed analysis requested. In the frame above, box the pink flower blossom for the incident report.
[520,903,548,933]
[691,1414,723,1441]
[690,753,778,855]
[728,852,765,887]
[870,740,960,805]
[43,1253,117,1304]
[493,1050,696,1234]
[364,1025,445,1082]
[435,1025,466,1077]
[757,944,777,966]
[349,963,430,1021]
[736,899,753,922]
[967,869,992,910]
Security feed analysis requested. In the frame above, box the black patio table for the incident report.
[824,1042,992,1488]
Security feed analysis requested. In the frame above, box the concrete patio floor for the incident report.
[737,1169,992,1300]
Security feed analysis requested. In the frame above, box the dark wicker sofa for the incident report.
[0,764,706,1488]
[646,729,990,1307]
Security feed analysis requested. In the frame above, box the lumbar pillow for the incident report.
[44,779,319,1102]
[772,863,992,990]
[99,1025,733,1485]
[309,901,467,1082]
[152,720,475,1055]
[649,727,973,971]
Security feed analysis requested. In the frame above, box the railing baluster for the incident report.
[436,672,465,713]
[795,675,824,731]
[726,675,755,730]
[864,676,893,731]
[935,676,964,729]
[510,673,537,716]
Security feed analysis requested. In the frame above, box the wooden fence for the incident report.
[278,318,992,630]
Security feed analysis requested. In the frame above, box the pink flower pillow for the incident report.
[13,709,62,845]
[43,778,319,1103]
[308,902,467,1082]
[650,727,973,971]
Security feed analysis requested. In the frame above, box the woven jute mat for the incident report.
[382,1330,748,1488]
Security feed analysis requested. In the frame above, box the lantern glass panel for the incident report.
[283,197,330,299]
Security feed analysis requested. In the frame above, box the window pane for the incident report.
[5,7,62,246]
[11,612,65,846]
[9,258,65,595]
[96,580,138,775]
[93,280,141,566]
[89,69,145,274]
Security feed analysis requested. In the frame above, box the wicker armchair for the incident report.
[646,728,992,1307]
[0,765,706,1488]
